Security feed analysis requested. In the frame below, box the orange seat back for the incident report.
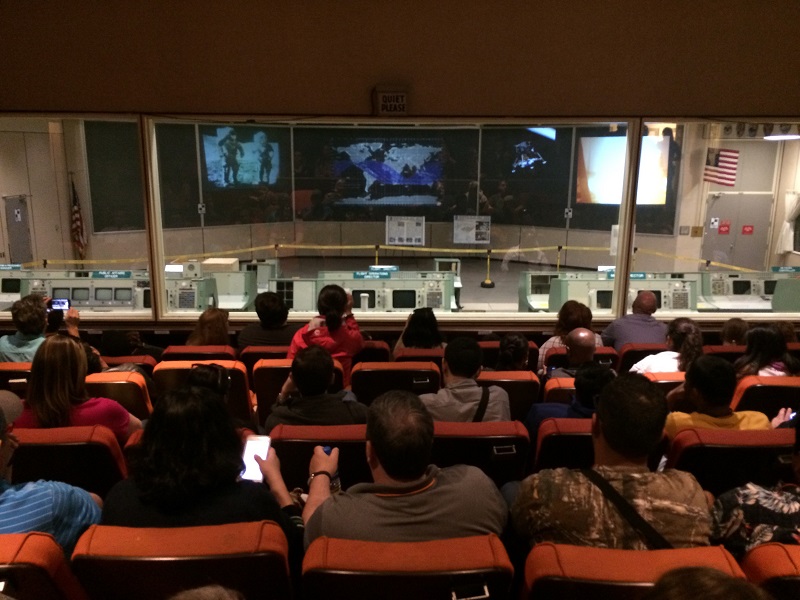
[393,347,444,369]
[534,418,593,471]
[252,359,344,423]
[160,345,237,362]
[238,345,290,385]
[731,375,800,419]
[85,371,153,419]
[643,371,685,395]
[350,361,440,406]
[542,377,575,405]
[352,340,392,367]
[478,340,539,371]
[703,344,746,364]
[742,543,800,600]
[477,370,540,421]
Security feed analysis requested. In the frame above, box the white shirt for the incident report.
[629,350,679,374]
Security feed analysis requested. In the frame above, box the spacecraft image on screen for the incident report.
[201,125,280,189]
[511,141,548,173]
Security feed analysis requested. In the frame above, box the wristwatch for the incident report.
[307,471,332,487]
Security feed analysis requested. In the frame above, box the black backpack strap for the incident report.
[581,468,674,550]
[472,386,490,422]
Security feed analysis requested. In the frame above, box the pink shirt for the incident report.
[14,397,131,446]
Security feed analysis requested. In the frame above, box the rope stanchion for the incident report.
[375,245,380,266]
[480,249,494,289]
[556,246,563,272]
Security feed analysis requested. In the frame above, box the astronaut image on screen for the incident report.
[218,128,244,185]
[201,126,280,189]
[511,141,547,173]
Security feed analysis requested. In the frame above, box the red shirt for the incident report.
[288,316,364,387]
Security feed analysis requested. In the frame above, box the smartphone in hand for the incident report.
[241,435,271,482]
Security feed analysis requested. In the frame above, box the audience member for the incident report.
[14,335,142,446]
[711,417,800,558]
[644,567,772,600]
[548,327,597,378]
[601,291,668,352]
[294,390,507,548]
[664,355,770,439]
[734,325,800,378]
[393,307,445,354]
[775,320,798,344]
[0,406,101,554]
[100,330,164,361]
[629,317,703,374]
[186,308,230,346]
[419,337,510,422]
[494,333,529,371]
[509,373,711,548]
[524,363,616,449]
[537,300,602,375]
[0,295,47,362]
[237,292,301,350]
[265,346,367,432]
[721,318,749,346]
[288,284,363,387]
[169,587,244,600]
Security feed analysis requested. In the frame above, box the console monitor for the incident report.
[732,280,752,295]
[764,280,777,295]
[392,289,417,310]
[95,288,113,301]
[0,279,20,294]
[596,290,613,310]
[52,287,70,300]
[72,288,90,301]
[114,288,133,301]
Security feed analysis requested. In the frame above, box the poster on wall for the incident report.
[453,215,491,244]
[386,216,425,246]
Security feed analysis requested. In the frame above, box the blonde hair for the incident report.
[186,308,230,346]
[27,335,88,428]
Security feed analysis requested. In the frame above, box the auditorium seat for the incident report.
[159,345,237,361]
[0,532,89,600]
[85,371,153,419]
[542,346,618,372]
[730,375,800,420]
[703,344,746,364]
[664,427,795,497]
[431,421,530,486]
[787,342,800,361]
[352,340,392,367]
[252,358,344,423]
[269,424,370,490]
[616,343,669,373]
[542,377,575,404]
[99,355,157,376]
[476,370,540,421]
[71,521,291,600]
[152,360,256,427]
[238,345,289,385]
[12,426,127,498]
[0,361,31,392]
[303,534,513,600]
[643,371,685,395]
[523,542,743,599]
[478,340,539,371]
[350,361,440,406]
[534,418,593,471]
[741,543,800,600]
[393,347,444,369]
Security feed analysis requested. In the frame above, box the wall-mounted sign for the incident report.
[373,88,408,116]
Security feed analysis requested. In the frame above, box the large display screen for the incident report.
[200,125,281,188]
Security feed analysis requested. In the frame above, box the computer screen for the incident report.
[0,279,20,294]
[114,288,133,301]
[95,288,113,301]
[352,289,376,309]
[392,289,417,309]
[71,288,90,301]
[732,280,752,295]
[52,287,70,300]
[596,290,613,309]
[763,280,777,295]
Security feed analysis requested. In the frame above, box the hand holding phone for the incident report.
[241,435,271,482]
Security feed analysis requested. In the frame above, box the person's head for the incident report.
[443,337,483,379]
[317,284,348,332]
[187,308,229,346]
[27,335,88,428]
[254,292,289,328]
[666,317,703,371]
[644,567,772,600]
[720,318,749,346]
[366,391,434,481]
[291,346,334,396]
[574,364,616,410]
[632,291,658,315]
[565,327,596,366]
[82,342,104,375]
[169,586,245,600]
[734,325,799,377]
[554,300,593,337]
[774,320,798,344]
[685,355,737,409]
[11,294,46,336]
[128,386,243,509]
[496,333,528,370]
[401,308,443,349]
[594,373,667,462]
[187,364,231,398]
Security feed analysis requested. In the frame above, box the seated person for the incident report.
[509,374,711,549]
[537,300,602,375]
[720,318,749,347]
[393,307,445,354]
[629,317,703,374]
[711,417,800,559]
[601,291,667,353]
[645,567,772,600]
[733,325,800,378]
[0,406,101,554]
[524,364,615,448]
[664,355,770,439]
[419,337,510,422]
[265,346,367,432]
[14,335,142,446]
[0,295,47,362]
[237,292,302,350]
[186,307,230,346]
[494,333,529,371]
[100,330,164,361]
[280,390,507,548]
[548,327,597,378]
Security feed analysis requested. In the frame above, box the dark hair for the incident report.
[82,342,104,375]
[169,586,245,600]
[186,308,229,346]
[554,300,592,338]
[774,320,798,344]
[401,308,443,349]
[0,405,8,442]
[187,364,231,398]
[721,318,749,346]
[291,346,333,396]
[574,363,616,409]
[11,295,46,335]
[734,325,800,378]
[128,386,244,510]
[27,335,88,428]
[254,292,289,328]
[444,337,482,378]
[495,333,528,370]
[596,373,667,459]
[666,317,703,371]
[317,285,347,332]
[367,390,433,480]
[644,567,771,600]
[685,355,736,408]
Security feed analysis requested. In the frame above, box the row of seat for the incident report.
[4,525,799,600]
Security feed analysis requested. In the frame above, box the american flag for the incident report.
[703,148,739,187]
[70,180,87,260]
